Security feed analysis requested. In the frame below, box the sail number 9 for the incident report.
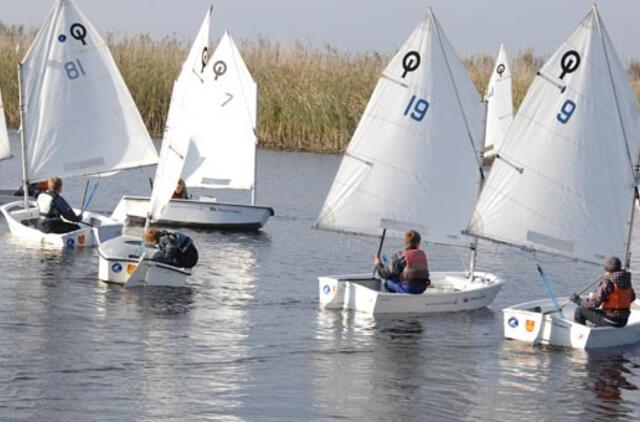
[404,95,430,122]
[64,59,86,80]
[557,99,576,124]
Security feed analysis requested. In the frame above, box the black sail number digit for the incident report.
[201,47,209,73]
[70,23,88,45]
[401,51,421,78]
[213,60,227,80]
[559,50,581,80]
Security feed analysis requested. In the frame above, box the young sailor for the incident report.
[36,177,83,234]
[172,179,189,200]
[374,230,431,294]
[144,228,199,268]
[572,256,636,327]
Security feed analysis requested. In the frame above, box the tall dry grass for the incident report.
[1,23,639,153]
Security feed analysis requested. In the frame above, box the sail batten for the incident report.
[20,0,158,182]
[315,10,484,246]
[467,8,640,264]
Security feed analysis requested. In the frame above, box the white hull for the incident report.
[0,200,122,248]
[111,195,274,230]
[98,235,190,288]
[503,298,640,349]
[318,272,504,315]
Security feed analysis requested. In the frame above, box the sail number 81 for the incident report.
[404,95,430,122]
[64,59,86,80]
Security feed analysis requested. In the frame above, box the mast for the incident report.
[17,64,29,208]
[432,9,485,277]
[251,86,259,206]
[594,6,637,269]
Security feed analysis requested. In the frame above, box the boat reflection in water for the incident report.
[584,351,640,419]
[312,309,498,420]
[496,339,640,421]
[90,231,263,418]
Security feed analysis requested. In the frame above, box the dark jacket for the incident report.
[172,190,189,200]
[582,271,636,319]
[152,231,198,268]
[38,191,81,223]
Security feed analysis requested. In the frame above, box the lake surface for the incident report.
[0,132,639,421]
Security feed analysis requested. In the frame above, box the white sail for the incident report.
[19,0,157,182]
[182,31,258,191]
[315,9,484,246]
[483,44,513,157]
[0,88,10,161]
[149,7,212,221]
[468,7,640,264]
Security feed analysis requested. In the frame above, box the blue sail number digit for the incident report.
[404,95,430,122]
[557,99,576,124]
[64,59,86,80]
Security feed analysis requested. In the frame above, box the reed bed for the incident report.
[1,23,640,154]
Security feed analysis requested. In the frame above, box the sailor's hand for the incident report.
[374,256,381,266]
[570,293,581,305]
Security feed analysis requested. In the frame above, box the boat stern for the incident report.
[503,307,545,345]
[98,236,144,283]
[98,235,190,287]
[503,299,594,348]
[318,276,346,309]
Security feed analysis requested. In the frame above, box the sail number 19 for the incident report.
[404,95,430,122]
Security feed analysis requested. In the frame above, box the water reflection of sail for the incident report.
[585,353,639,418]
[192,234,260,409]
[0,246,105,415]
[312,312,492,420]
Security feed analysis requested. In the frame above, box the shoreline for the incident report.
[2,23,640,154]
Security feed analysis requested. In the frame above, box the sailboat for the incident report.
[97,7,216,287]
[0,0,158,248]
[315,9,504,316]
[482,44,513,162]
[467,6,640,349]
[110,25,273,231]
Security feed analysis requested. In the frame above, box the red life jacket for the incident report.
[603,284,633,311]
[400,249,430,284]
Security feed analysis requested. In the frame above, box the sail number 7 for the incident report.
[404,95,430,122]
[557,99,576,124]
[64,59,86,80]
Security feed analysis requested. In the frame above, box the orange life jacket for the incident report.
[400,249,430,284]
[602,284,633,311]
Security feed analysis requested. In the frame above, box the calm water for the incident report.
[0,132,639,421]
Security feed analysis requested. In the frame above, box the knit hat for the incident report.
[604,256,622,273]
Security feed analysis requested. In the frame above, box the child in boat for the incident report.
[374,229,431,294]
[572,256,636,327]
[37,177,82,234]
[144,228,199,269]
[172,179,189,199]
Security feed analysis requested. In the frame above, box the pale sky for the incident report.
[4,0,640,59]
